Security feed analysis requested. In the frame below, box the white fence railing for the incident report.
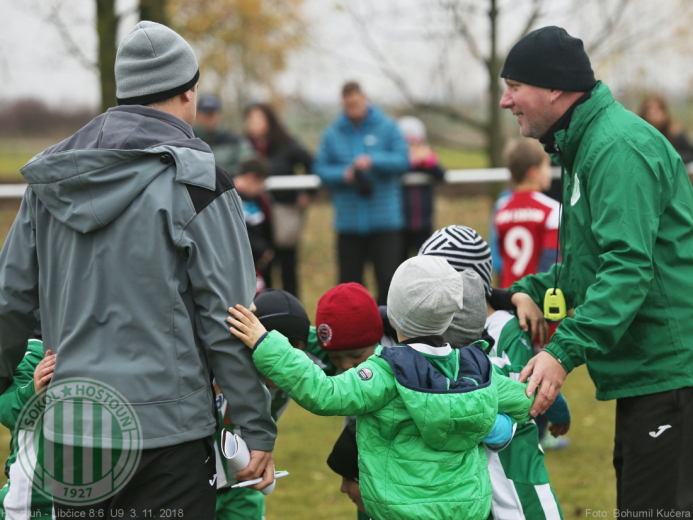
[1,164,691,198]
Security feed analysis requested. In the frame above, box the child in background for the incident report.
[420,225,569,520]
[493,139,560,288]
[229,256,535,520]
[213,289,313,520]
[311,283,391,520]
[234,158,274,295]
[0,339,55,519]
[312,283,386,373]
[397,116,446,259]
[326,418,369,519]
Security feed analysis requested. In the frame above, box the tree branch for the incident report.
[586,0,631,54]
[440,0,484,61]
[346,1,418,103]
[347,0,487,131]
[517,0,545,40]
[46,3,99,71]
[411,102,488,131]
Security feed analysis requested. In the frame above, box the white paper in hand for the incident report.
[220,429,277,495]
[220,429,251,472]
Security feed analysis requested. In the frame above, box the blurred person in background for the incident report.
[195,93,255,176]
[640,93,693,165]
[397,116,445,259]
[315,81,410,305]
[244,104,313,298]
[234,159,274,296]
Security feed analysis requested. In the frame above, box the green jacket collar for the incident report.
[549,82,615,171]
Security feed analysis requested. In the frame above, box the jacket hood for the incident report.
[20,106,216,234]
[377,342,498,451]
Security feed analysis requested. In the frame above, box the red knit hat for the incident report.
[316,283,383,351]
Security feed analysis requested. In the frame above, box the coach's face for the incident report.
[500,79,555,139]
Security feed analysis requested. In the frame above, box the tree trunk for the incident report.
[96,0,119,113]
[140,0,169,26]
[487,0,504,167]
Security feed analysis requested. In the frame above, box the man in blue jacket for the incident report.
[315,82,410,304]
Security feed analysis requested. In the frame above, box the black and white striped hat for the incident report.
[418,226,493,295]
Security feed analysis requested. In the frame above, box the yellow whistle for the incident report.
[544,288,567,321]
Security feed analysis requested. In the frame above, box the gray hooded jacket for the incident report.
[0,105,276,450]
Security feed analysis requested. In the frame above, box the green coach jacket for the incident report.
[253,330,533,520]
[512,82,693,400]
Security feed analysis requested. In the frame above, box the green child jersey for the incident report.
[485,311,564,520]
[0,339,53,519]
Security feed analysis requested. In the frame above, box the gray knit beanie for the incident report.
[442,270,487,347]
[387,256,464,339]
[115,21,199,106]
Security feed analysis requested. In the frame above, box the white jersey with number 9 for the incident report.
[504,226,534,277]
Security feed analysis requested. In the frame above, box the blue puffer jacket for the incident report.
[315,106,410,234]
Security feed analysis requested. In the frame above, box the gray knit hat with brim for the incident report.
[115,21,199,106]
[387,256,464,339]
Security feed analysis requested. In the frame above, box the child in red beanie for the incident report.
[314,283,386,372]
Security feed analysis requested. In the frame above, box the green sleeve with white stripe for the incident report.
[0,340,43,431]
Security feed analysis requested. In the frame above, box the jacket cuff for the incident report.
[543,343,575,374]
[252,332,269,352]
[240,435,276,452]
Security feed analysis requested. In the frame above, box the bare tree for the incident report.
[34,0,167,113]
[346,0,634,167]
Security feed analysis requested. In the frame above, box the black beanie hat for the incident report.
[501,26,597,92]
[254,289,310,344]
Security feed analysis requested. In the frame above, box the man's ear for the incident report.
[549,89,565,103]
[181,90,194,104]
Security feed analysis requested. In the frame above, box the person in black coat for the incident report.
[244,104,313,298]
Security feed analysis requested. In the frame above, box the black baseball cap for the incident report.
[254,289,310,344]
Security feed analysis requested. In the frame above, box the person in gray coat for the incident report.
[0,21,275,517]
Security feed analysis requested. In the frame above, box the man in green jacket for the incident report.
[500,26,693,511]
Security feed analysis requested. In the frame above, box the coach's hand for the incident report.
[236,450,275,490]
[519,351,567,417]
[511,292,549,347]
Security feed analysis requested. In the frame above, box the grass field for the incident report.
[0,143,617,518]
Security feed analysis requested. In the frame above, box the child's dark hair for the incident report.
[503,138,548,184]
[239,158,270,180]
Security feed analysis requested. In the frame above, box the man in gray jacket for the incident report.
[0,22,275,517]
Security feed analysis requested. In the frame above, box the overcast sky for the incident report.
[1,0,692,110]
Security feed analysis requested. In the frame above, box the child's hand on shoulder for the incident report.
[34,350,56,393]
[228,304,267,349]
